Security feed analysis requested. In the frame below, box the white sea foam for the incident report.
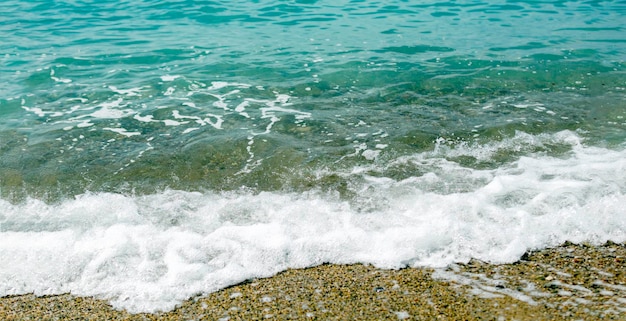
[0,131,625,313]
[103,127,141,137]
[90,98,131,119]
[160,75,180,82]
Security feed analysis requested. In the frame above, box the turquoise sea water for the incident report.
[1,0,626,313]
[2,0,625,198]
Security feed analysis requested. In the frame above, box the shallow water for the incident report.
[1,0,625,313]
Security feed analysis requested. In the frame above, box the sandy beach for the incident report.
[1,241,624,320]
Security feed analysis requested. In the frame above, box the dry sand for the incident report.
[1,241,624,320]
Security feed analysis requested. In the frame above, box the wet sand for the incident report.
[1,241,624,320]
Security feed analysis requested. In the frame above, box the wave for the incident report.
[1,130,624,313]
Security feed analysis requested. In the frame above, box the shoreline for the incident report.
[1,242,624,320]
